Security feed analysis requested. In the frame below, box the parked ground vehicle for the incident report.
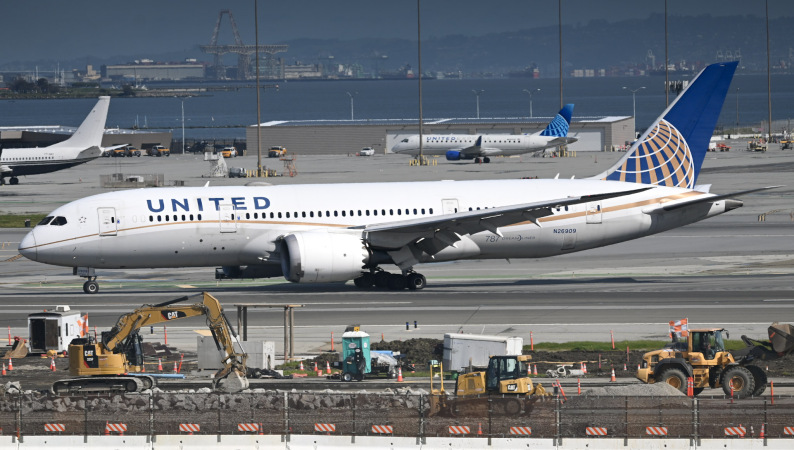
[636,323,794,398]
[51,292,248,394]
[268,146,287,157]
[781,140,792,150]
[359,147,375,156]
[748,140,767,152]
[147,145,170,157]
[228,167,247,178]
[221,146,238,158]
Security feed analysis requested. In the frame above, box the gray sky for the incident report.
[1,0,782,62]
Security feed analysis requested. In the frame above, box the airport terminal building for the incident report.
[245,116,635,156]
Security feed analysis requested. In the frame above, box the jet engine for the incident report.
[445,150,462,161]
[279,231,369,283]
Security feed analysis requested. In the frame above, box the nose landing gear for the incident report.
[75,267,99,294]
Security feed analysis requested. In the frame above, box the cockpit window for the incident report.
[401,138,409,143]
[38,216,54,226]
[51,216,68,226]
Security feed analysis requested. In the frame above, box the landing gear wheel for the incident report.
[657,368,688,394]
[387,274,407,290]
[354,274,374,288]
[9,177,19,185]
[721,366,755,398]
[406,273,427,290]
[374,271,390,288]
[0,178,5,185]
[746,365,767,397]
[474,157,482,164]
[341,372,353,382]
[83,280,99,294]
[483,157,491,163]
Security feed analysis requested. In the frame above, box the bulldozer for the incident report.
[51,292,248,394]
[431,355,549,416]
[636,323,794,398]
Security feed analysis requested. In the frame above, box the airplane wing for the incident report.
[360,186,652,255]
[457,136,487,157]
[643,186,782,213]
[547,136,578,146]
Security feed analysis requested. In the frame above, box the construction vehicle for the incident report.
[430,355,548,416]
[268,146,287,157]
[636,323,794,398]
[147,145,170,157]
[781,140,792,150]
[51,292,248,394]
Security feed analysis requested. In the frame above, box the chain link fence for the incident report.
[1,392,793,439]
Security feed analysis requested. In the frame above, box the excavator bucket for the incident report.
[769,323,794,355]
[3,339,29,359]
[216,369,250,393]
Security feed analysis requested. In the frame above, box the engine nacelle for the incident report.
[445,150,462,161]
[279,231,369,283]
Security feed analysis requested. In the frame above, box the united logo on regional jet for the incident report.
[604,119,694,189]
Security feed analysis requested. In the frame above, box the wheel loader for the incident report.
[51,292,248,394]
[636,323,794,398]
[431,355,549,416]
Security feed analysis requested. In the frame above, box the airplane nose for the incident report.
[18,229,37,261]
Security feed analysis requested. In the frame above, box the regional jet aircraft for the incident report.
[390,104,577,163]
[0,96,113,185]
[20,62,771,294]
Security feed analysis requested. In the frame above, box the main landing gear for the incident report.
[473,157,491,164]
[353,270,426,291]
[0,177,20,186]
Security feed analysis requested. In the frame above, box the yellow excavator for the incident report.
[51,292,248,394]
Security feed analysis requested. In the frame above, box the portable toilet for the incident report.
[28,306,87,354]
[341,325,371,381]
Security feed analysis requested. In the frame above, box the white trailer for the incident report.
[443,333,523,372]
[28,306,87,354]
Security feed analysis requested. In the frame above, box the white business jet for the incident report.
[20,62,772,294]
[391,104,577,163]
[0,96,115,185]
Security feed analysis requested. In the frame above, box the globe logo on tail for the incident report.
[605,119,695,189]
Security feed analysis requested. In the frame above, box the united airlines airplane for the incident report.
[20,62,769,294]
[390,104,577,163]
[0,97,114,185]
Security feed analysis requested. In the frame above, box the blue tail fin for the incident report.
[597,61,737,188]
[539,104,574,137]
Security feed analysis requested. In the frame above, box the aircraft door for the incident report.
[97,207,117,236]
[219,203,237,233]
[586,201,603,224]
[441,198,459,214]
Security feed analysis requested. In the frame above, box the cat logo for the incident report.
[84,350,94,357]
[162,311,187,320]
[507,384,518,392]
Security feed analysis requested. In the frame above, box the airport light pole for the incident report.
[181,99,185,154]
[735,87,740,132]
[472,89,484,119]
[522,88,540,118]
[622,86,645,121]
[346,91,357,121]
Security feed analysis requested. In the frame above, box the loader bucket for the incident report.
[768,323,794,355]
[3,340,28,359]
[216,369,250,393]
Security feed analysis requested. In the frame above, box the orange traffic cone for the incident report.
[582,362,587,374]
[397,366,404,382]
[2,363,6,376]
[577,378,581,395]
[258,423,264,436]
[533,364,538,375]
[7,358,12,371]
[173,361,178,373]
[158,357,163,372]
[299,361,305,371]
[610,368,616,382]
[313,361,318,372]
[326,361,331,374]
[760,423,765,438]
[104,422,110,436]
[50,357,56,372]
[623,363,627,371]
[477,422,483,435]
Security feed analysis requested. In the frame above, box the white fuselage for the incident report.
[20,179,728,272]
[391,133,562,157]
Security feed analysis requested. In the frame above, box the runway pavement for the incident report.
[1,144,792,357]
